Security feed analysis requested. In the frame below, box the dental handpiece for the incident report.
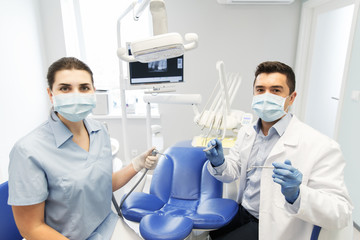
[152,149,157,156]
[152,149,168,159]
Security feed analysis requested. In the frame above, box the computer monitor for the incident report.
[125,44,184,92]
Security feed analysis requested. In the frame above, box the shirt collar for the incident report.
[48,110,101,148]
[253,113,293,137]
[83,118,102,134]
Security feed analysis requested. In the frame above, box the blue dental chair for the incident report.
[121,141,239,240]
[0,181,23,240]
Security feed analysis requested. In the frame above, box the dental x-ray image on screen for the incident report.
[148,60,167,72]
[126,43,184,90]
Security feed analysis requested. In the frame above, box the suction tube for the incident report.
[113,149,167,218]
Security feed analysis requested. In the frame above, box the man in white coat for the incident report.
[205,61,353,240]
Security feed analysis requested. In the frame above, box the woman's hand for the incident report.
[131,147,159,172]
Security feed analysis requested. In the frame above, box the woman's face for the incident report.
[47,69,95,103]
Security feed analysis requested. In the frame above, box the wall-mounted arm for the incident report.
[150,0,168,35]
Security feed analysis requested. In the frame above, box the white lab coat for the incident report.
[207,115,353,240]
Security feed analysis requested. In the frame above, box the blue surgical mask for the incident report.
[251,93,289,122]
[52,92,96,122]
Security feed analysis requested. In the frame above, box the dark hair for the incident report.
[47,57,94,90]
[253,61,296,94]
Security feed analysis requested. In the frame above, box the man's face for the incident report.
[253,72,296,112]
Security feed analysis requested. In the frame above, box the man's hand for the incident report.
[272,159,302,204]
[204,139,225,167]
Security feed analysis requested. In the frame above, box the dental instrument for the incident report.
[203,136,225,152]
[202,116,216,146]
[203,144,217,152]
[192,61,250,150]
[246,165,274,172]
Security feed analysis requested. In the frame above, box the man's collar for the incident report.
[253,113,293,137]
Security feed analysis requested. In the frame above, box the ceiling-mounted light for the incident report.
[117,32,198,63]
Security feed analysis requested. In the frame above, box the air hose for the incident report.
[112,149,167,218]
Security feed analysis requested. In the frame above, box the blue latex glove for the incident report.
[272,160,303,204]
[204,139,224,167]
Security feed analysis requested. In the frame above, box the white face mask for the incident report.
[251,92,289,122]
[52,92,96,122]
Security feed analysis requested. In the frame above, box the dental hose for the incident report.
[114,149,167,218]
[117,168,148,218]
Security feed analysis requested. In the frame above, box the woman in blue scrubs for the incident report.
[7,57,158,240]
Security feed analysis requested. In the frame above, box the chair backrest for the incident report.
[0,181,23,240]
[149,144,223,204]
[311,225,321,240]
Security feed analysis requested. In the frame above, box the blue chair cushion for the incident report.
[121,192,165,222]
[140,214,193,240]
[193,198,239,229]
[151,197,239,229]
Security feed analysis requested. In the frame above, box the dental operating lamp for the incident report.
[117,32,198,63]
[116,0,199,161]
[117,0,198,63]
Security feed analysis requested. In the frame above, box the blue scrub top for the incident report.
[8,111,117,240]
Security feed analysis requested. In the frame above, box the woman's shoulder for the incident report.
[12,120,52,152]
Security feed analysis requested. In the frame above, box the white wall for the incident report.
[39,0,67,66]
[158,0,302,149]
[0,0,50,183]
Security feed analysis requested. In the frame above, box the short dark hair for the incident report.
[253,61,296,94]
[47,57,94,90]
